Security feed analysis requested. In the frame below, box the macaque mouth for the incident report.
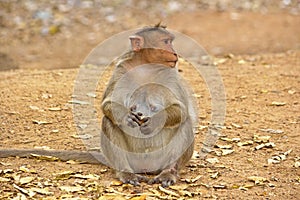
[131,112,150,126]
[168,58,178,62]
[166,59,178,67]
[165,56,178,63]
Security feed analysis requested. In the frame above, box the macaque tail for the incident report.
[0,149,109,166]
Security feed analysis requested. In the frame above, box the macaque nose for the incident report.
[137,112,143,116]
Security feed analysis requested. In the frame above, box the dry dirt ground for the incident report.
[0,9,299,200]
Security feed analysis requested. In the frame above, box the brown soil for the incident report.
[0,10,299,199]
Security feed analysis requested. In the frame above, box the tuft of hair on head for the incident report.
[135,22,169,36]
[154,22,167,29]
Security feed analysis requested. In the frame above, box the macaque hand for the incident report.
[139,111,166,135]
[126,111,150,128]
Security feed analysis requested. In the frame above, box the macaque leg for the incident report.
[101,116,148,185]
[148,163,179,187]
[148,131,194,187]
[116,171,149,186]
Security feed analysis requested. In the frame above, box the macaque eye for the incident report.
[150,104,158,112]
[163,39,171,45]
[130,105,137,112]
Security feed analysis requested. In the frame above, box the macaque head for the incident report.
[129,24,178,68]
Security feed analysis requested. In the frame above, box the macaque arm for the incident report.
[163,103,187,128]
[101,99,128,126]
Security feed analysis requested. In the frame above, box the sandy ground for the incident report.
[0,6,299,200]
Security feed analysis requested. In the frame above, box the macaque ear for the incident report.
[129,35,144,52]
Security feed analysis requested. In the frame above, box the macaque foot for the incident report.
[148,169,179,187]
[117,172,148,186]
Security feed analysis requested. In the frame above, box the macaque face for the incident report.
[144,33,177,67]
[130,29,178,67]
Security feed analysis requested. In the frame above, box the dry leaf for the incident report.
[99,195,127,200]
[29,105,40,110]
[253,135,271,143]
[32,120,52,125]
[30,187,53,195]
[220,137,241,142]
[3,169,14,173]
[247,176,267,185]
[19,166,30,173]
[231,123,243,129]
[71,134,93,139]
[158,185,180,197]
[78,124,88,129]
[68,100,90,105]
[181,175,202,183]
[12,193,27,200]
[66,160,81,164]
[239,184,254,191]
[259,128,284,134]
[179,190,193,197]
[213,184,227,189]
[237,140,253,147]
[254,142,275,150]
[72,174,100,180]
[30,154,59,161]
[215,144,233,149]
[238,59,246,64]
[86,92,97,98]
[51,129,59,133]
[48,107,62,111]
[210,172,219,179]
[270,101,286,106]
[33,146,52,150]
[148,188,160,196]
[13,184,36,197]
[288,89,296,94]
[0,162,12,166]
[206,157,219,164]
[225,53,235,58]
[268,149,292,164]
[0,177,10,182]
[110,180,123,186]
[59,185,85,192]
[54,171,75,180]
[169,184,189,191]
[192,94,202,98]
[19,176,35,185]
[192,151,200,159]
[213,58,228,65]
[42,93,52,99]
[221,149,235,156]
[130,195,147,200]
[238,186,248,191]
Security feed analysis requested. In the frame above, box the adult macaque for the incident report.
[101,24,196,187]
[0,24,197,187]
